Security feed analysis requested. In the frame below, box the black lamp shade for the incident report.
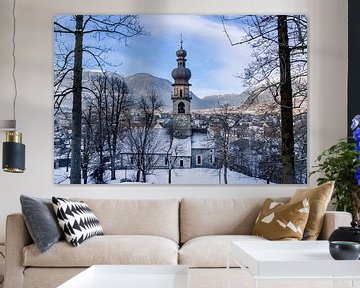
[3,141,25,173]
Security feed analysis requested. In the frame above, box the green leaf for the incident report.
[309,139,360,215]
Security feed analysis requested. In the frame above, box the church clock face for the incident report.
[177,115,189,127]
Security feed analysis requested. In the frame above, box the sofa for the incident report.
[4,198,352,288]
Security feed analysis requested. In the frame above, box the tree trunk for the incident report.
[70,15,84,184]
[168,169,172,184]
[141,154,147,182]
[278,15,295,184]
[108,134,116,181]
[142,171,146,183]
[110,153,116,180]
[66,149,71,172]
[351,190,360,223]
[223,165,228,184]
[82,166,88,184]
[97,144,105,184]
[136,159,141,182]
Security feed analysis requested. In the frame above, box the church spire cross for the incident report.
[180,33,183,49]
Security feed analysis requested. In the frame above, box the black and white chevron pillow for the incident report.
[52,197,103,247]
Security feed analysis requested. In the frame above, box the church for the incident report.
[119,41,217,170]
[167,40,216,169]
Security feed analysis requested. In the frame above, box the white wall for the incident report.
[0,0,348,242]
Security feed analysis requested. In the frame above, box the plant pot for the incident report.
[329,241,360,260]
[329,221,360,244]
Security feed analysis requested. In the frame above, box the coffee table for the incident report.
[57,265,189,288]
[228,241,360,288]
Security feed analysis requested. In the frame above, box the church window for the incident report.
[196,155,202,165]
[180,89,183,97]
[178,102,185,114]
[210,154,214,164]
[180,159,184,168]
[165,157,169,165]
[130,156,134,165]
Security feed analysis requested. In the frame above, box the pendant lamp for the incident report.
[1,0,26,173]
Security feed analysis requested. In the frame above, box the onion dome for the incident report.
[171,66,191,83]
[176,47,187,58]
[171,40,191,85]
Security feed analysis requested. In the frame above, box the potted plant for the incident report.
[310,115,360,222]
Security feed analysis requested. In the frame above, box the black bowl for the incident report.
[329,241,360,260]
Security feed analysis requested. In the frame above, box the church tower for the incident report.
[171,39,192,139]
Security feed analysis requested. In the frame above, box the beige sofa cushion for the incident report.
[180,198,289,243]
[24,268,86,288]
[179,235,267,268]
[23,235,178,267]
[72,198,179,243]
[319,211,352,240]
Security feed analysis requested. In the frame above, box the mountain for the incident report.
[124,73,214,110]
[124,73,173,107]
[242,86,275,107]
[56,71,254,110]
[124,73,277,110]
[202,92,249,108]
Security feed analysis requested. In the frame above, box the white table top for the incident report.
[231,240,360,278]
[58,265,189,288]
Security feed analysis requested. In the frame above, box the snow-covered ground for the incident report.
[54,167,270,185]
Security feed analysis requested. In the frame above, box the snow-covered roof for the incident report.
[156,129,192,157]
[116,127,211,156]
[172,137,192,157]
[191,131,213,149]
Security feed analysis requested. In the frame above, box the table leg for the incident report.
[252,278,258,288]
[352,279,360,288]
[226,251,230,288]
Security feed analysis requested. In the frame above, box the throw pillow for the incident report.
[252,198,310,240]
[20,195,64,253]
[52,197,104,247]
[289,181,334,240]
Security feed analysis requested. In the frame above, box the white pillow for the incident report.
[52,197,103,246]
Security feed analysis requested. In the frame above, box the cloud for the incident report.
[137,15,253,96]
[82,15,254,97]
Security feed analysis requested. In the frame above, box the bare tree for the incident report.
[164,125,183,184]
[210,104,241,184]
[54,15,147,183]
[257,116,282,183]
[81,104,95,184]
[91,74,109,183]
[103,74,132,180]
[54,115,72,173]
[293,111,307,183]
[125,92,163,182]
[222,15,307,183]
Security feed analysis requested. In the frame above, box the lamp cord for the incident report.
[11,0,17,130]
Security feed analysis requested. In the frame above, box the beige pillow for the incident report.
[289,181,334,240]
[252,198,310,240]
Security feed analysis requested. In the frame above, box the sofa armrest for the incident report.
[4,213,33,288]
[318,211,352,240]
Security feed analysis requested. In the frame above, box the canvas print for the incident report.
[54,15,307,185]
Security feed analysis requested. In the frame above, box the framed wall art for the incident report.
[53,15,307,185]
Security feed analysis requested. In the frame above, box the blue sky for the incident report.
[55,15,253,98]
